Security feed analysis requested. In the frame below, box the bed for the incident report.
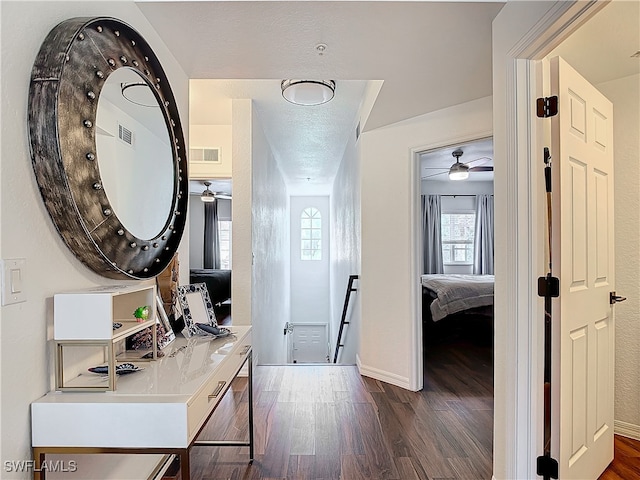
[189,269,231,306]
[421,274,494,322]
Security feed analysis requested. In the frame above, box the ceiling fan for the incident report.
[200,181,232,202]
[422,149,493,181]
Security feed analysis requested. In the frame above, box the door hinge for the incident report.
[537,96,558,118]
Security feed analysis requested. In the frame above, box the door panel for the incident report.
[551,56,615,479]
[290,324,328,363]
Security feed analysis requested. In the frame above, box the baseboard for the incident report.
[615,420,640,441]
[356,355,411,390]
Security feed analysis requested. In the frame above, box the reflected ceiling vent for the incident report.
[118,124,133,146]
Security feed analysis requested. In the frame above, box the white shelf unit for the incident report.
[53,284,157,391]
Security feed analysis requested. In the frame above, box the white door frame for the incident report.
[407,1,609,478]
[493,1,608,478]
[410,130,494,391]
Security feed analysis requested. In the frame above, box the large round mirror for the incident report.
[96,68,174,240]
[28,17,188,279]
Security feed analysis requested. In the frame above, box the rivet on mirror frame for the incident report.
[161,236,167,241]
[103,209,112,216]
[155,259,161,263]
[87,91,96,100]
[144,56,149,61]
[120,56,128,64]
[96,70,104,79]
[77,32,85,41]
[153,243,159,248]
[117,229,125,236]
[144,69,150,76]
[96,26,103,33]
[86,152,95,161]
[143,268,148,273]
[130,242,137,248]
[142,245,149,251]
[108,58,116,67]
[164,247,170,251]
[92,182,102,190]
[127,270,133,274]
[131,40,136,47]
[114,30,120,37]
[133,60,139,67]
[83,120,93,128]
[65,55,70,62]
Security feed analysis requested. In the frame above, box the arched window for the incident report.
[301,207,321,260]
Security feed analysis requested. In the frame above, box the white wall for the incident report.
[290,196,330,326]
[597,73,640,435]
[0,2,189,478]
[231,100,252,330]
[359,96,492,389]
[330,128,361,365]
[250,105,289,365]
[189,124,233,178]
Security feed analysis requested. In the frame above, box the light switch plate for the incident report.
[2,258,26,305]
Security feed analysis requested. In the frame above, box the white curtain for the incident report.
[422,195,444,274]
[473,194,494,275]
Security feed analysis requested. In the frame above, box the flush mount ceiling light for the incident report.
[448,150,470,181]
[121,82,157,108]
[281,80,336,106]
[201,181,215,203]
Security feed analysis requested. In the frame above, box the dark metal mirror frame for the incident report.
[28,17,188,280]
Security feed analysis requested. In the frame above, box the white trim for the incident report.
[614,420,640,442]
[409,130,493,392]
[356,355,412,391]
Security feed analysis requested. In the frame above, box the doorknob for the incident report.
[610,291,627,305]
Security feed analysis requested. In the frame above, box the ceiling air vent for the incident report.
[118,124,133,146]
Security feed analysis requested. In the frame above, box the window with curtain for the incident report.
[219,220,232,269]
[301,207,321,260]
[441,212,476,265]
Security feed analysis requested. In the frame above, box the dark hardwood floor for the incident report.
[187,335,494,480]
[177,319,635,480]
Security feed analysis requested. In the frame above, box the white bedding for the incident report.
[421,274,494,322]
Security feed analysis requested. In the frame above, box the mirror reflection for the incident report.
[96,68,174,240]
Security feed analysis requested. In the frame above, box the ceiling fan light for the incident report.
[201,182,216,202]
[281,80,335,106]
[448,162,469,181]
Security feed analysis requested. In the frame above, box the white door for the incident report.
[290,324,328,363]
[551,56,615,479]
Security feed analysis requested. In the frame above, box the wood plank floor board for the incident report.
[314,403,340,457]
[290,403,316,455]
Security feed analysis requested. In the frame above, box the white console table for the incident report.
[31,326,253,480]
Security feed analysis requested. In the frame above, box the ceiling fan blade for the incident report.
[465,156,493,165]
[421,171,449,179]
[214,193,232,200]
[468,166,494,172]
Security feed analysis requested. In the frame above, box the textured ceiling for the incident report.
[137,1,639,192]
[138,1,503,191]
